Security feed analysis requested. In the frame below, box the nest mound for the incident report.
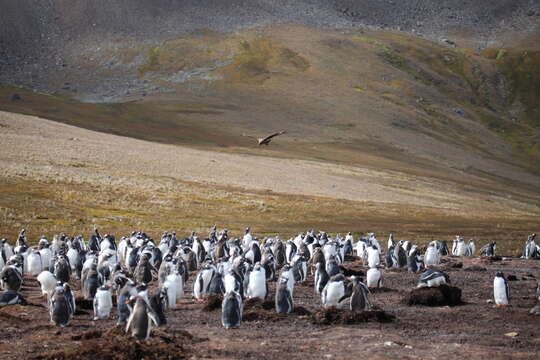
[403,284,462,306]
[32,328,194,360]
[201,294,223,312]
[311,307,395,325]
[244,297,274,311]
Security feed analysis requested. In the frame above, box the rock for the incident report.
[403,284,462,306]
[529,305,540,315]
[507,275,518,281]
[505,332,519,337]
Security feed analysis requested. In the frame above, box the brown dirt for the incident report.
[3,257,540,359]
[403,284,463,306]
[311,307,395,325]
[201,294,223,312]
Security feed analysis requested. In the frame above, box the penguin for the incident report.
[53,256,71,284]
[49,286,71,327]
[417,270,449,288]
[0,266,23,291]
[26,248,42,276]
[367,245,380,269]
[440,241,449,256]
[275,276,294,314]
[394,242,407,268]
[311,248,326,274]
[224,268,244,299]
[126,294,156,340]
[466,240,476,256]
[350,276,370,312]
[63,282,76,316]
[246,263,267,299]
[242,227,253,250]
[193,263,215,300]
[536,282,540,301]
[407,247,423,273]
[455,237,466,256]
[149,289,167,327]
[39,244,52,271]
[385,244,396,268]
[134,255,154,284]
[66,244,80,273]
[493,272,510,307]
[37,271,57,298]
[0,290,26,306]
[93,285,113,320]
[325,256,341,278]
[387,234,395,251]
[245,242,262,265]
[480,241,497,257]
[162,274,179,309]
[117,280,137,326]
[280,265,296,297]
[207,271,226,296]
[222,290,243,329]
[285,240,297,264]
[82,263,99,300]
[314,262,329,294]
[366,266,383,288]
[192,236,206,268]
[321,274,351,308]
[261,254,275,281]
[424,243,440,267]
[272,240,286,270]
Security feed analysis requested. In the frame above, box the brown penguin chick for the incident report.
[350,276,371,312]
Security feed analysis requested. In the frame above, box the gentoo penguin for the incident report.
[50,285,71,327]
[126,294,156,340]
[162,274,179,309]
[93,285,113,320]
[82,263,99,300]
[261,254,275,281]
[246,263,267,299]
[321,274,351,308]
[117,280,137,326]
[385,244,396,268]
[524,235,538,259]
[350,276,370,312]
[193,263,215,300]
[387,234,395,251]
[134,255,154,284]
[37,271,57,298]
[440,241,450,256]
[242,227,253,250]
[149,289,167,327]
[285,240,297,264]
[537,282,540,301]
[292,255,308,283]
[466,240,476,256]
[311,248,326,274]
[26,248,42,276]
[366,266,383,288]
[325,256,341,278]
[493,272,510,307]
[394,242,407,268]
[222,291,243,329]
[0,290,26,306]
[66,244,80,273]
[367,245,380,269]
[480,241,497,257]
[455,237,466,256]
[407,247,423,273]
[207,271,225,296]
[224,268,244,299]
[275,276,294,314]
[280,264,296,297]
[424,243,440,267]
[53,256,71,284]
[272,240,286,269]
[63,282,76,316]
[314,262,330,295]
[245,242,262,265]
[0,266,23,291]
[417,270,449,288]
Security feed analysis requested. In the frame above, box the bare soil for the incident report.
[2,256,540,359]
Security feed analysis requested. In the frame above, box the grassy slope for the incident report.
[0,26,539,250]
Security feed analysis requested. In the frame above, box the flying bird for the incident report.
[243,131,286,146]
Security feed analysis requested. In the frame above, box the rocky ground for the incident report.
[2,255,540,359]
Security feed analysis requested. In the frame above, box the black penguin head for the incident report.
[496,271,504,278]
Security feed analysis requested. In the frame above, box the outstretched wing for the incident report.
[260,130,286,144]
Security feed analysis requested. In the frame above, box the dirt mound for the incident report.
[311,307,395,325]
[464,265,487,272]
[293,306,311,316]
[75,296,94,310]
[33,328,193,360]
[369,287,396,293]
[339,265,364,277]
[201,294,223,312]
[244,297,274,311]
[403,284,462,306]
[243,309,284,322]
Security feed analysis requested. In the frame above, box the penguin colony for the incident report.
[0,228,536,338]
